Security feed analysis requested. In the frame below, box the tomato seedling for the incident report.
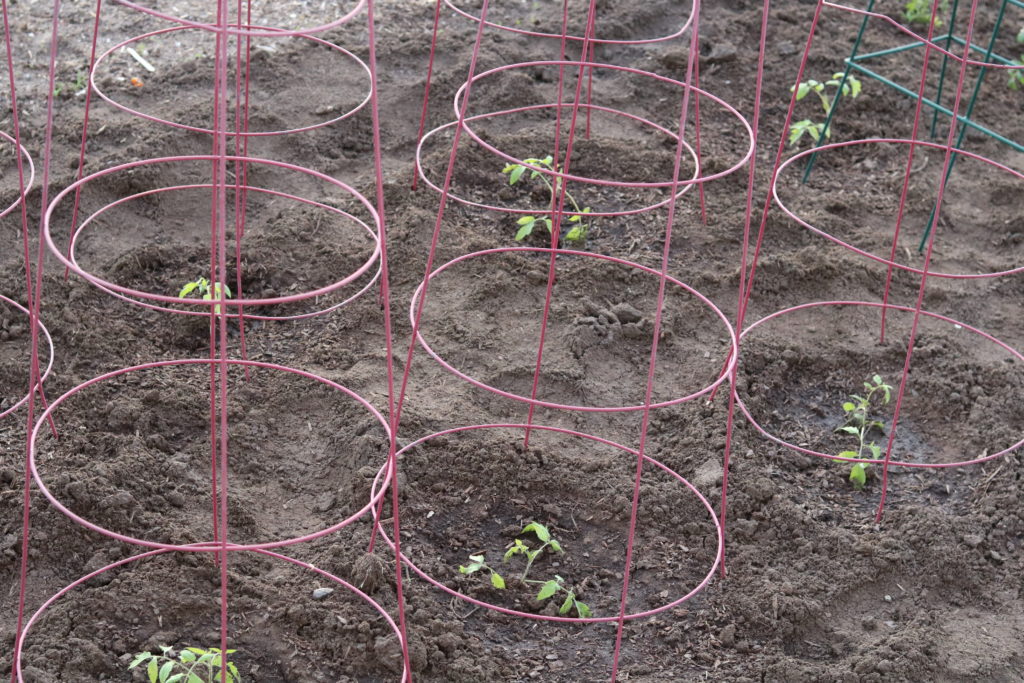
[1008,28,1024,91]
[903,0,948,29]
[179,277,232,316]
[788,73,863,146]
[458,521,592,617]
[502,155,591,243]
[835,374,893,489]
[129,645,240,683]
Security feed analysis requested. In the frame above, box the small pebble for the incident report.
[312,587,334,600]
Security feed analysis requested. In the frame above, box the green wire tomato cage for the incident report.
[803,0,1024,249]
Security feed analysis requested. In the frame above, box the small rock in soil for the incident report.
[692,457,724,491]
[352,552,389,593]
[719,623,737,647]
[100,491,136,508]
[611,302,643,324]
[621,322,645,338]
[312,492,336,512]
[705,43,738,63]
[311,587,334,600]
[963,533,984,547]
[374,635,428,673]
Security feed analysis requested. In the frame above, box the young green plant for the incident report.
[178,277,232,316]
[129,645,240,683]
[835,374,893,489]
[459,521,591,618]
[788,73,863,146]
[1008,27,1024,91]
[903,0,948,29]
[501,155,591,243]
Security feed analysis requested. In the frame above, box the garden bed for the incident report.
[1,0,1023,681]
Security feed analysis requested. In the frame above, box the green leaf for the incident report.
[178,281,200,298]
[180,650,196,663]
[837,451,858,460]
[565,225,584,242]
[228,662,240,679]
[509,165,526,185]
[187,675,204,683]
[541,155,553,167]
[159,661,175,682]
[517,215,535,225]
[490,571,506,589]
[575,601,592,618]
[502,163,517,174]
[872,374,882,385]
[794,82,810,100]
[459,562,483,574]
[549,539,563,553]
[842,401,855,412]
[148,658,159,683]
[837,426,860,435]
[537,580,560,601]
[130,653,152,669]
[559,593,574,614]
[568,213,580,223]
[1017,26,1024,43]
[542,218,553,233]
[868,443,882,459]
[850,463,867,489]
[166,675,185,683]
[522,522,550,542]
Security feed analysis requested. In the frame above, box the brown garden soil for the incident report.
[2,0,1024,681]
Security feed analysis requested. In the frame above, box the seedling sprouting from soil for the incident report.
[902,0,948,29]
[179,277,232,316]
[129,645,240,683]
[458,553,507,589]
[501,155,591,243]
[788,73,863,146]
[458,521,592,617]
[1008,28,1024,91]
[835,375,893,489]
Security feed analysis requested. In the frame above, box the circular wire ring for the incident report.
[111,0,368,38]
[441,0,695,46]
[454,60,756,189]
[90,25,372,137]
[15,546,408,682]
[45,155,381,314]
[412,247,738,412]
[371,423,722,623]
[735,300,1024,469]
[29,358,394,550]
[0,295,55,421]
[774,138,1024,279]
[415,104,700,217]
[0,130,34,220]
